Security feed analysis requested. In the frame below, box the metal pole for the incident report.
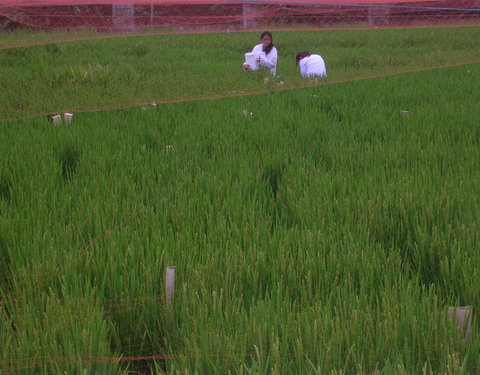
[150,1,154,30]
[243,4,247,29]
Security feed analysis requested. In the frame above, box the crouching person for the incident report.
[296,51,326,78]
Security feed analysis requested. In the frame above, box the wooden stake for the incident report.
[448,306,473,340]
[166,266,176,306]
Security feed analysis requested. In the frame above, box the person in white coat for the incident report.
[296,51,327,78]
[243,31,278,76]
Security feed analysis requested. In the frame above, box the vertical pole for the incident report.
[368,7,374,27]
[243,4,248,29]
[166,266,176,306]
[150,1,154,30]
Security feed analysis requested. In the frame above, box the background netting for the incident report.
[1,0,479,31]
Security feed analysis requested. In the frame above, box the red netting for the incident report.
[0,0,479,31]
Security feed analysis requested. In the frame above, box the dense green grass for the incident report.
[0,27,479,121]
[1,45,479,374]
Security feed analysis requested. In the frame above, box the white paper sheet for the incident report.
[244,52,266,70]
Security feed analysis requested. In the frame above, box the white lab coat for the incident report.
[299,54,327,78]
[250,44,278,76]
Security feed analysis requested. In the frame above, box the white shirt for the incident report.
[299,54,327,78]
[251,43,277,76]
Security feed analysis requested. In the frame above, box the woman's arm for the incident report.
[258,47,277,70]
[299,58,308,77]
[251,44,262,54]
[244,44,262,71]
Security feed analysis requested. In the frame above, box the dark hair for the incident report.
[296,51,311,65]
[260,31,275,55]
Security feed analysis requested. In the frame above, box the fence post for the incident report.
[150,1,153,30]
[166,266,176,306]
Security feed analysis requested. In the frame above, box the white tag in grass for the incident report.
[64,113,73,124]
[52,115,61,125]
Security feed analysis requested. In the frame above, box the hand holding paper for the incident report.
[244,52,266,71]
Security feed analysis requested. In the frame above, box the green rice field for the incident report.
[1,27,479,121]
[0,27,479,374]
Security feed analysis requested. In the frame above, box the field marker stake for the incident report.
[52,114,61,125]
[448,306,473,340]
[166,266,176,306]
[64,113,73,124]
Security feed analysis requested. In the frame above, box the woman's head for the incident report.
[260,31,274,55]
[296,51,311,65]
